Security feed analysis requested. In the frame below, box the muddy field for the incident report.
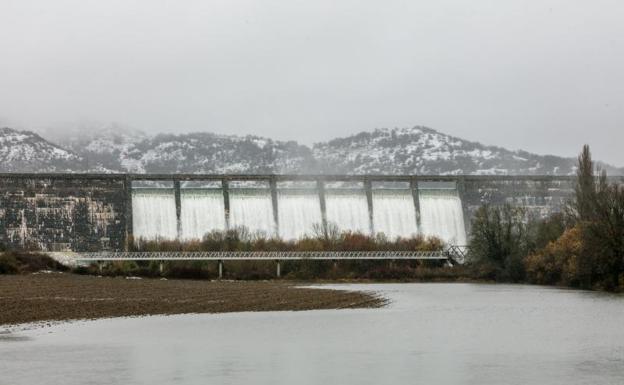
[0,273,385,326]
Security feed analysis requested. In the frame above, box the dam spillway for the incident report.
[419,189,467,245]
[228,188,276,237]
[277,190,323,240]
[372,189,419,239]
[0,173,584,251]
[180,189,226,241]
[128,180,467,245]
[132,189,177,241]
[324,190,371,235]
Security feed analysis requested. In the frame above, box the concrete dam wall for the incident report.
[0,174,581,252]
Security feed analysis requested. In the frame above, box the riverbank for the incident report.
[0,273,385,327]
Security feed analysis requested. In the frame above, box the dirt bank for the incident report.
[0,273,385,326]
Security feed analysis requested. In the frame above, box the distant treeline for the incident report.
[468,145,624,292]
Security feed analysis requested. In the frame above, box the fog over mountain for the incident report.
[1,125,622,175]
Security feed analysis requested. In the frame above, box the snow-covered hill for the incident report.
[54,125,316,174]
[1,125,622,175]
[312,126,610,175]
[0,127,82,172]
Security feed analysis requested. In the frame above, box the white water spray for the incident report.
[325,192,370,234]
[419,189,467,245]
[132,189,177,240]
[277,191,323,240]
[372,190,418,239]
[180,189,226,240]
[229,190,276,237]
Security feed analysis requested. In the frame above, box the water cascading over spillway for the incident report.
[325,191,370,234]
[372,190,418,239]
[229,189,276,237]
[180,189,226,240]
[132,189,178,240]
[277,191,323,240]
[419,189,467,245]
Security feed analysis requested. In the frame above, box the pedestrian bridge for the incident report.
[64,247,468,278]
[74,250,456,261]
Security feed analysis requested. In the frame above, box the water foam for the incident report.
[325,192,371,234]
[229,189,276,237]
[372,190,418,239]
[277,191,323,240]
[132,189,177,240]
[419,189,466,245]
[180,189,226,240]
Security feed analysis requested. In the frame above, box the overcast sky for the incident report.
[1,0,623,165]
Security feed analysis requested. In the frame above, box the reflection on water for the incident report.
[1,284,624,385]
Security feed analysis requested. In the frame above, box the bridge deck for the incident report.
[73,251,451,261]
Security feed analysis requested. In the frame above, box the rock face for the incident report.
[1,125,622,175]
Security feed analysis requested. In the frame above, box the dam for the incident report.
[0,174,582,252]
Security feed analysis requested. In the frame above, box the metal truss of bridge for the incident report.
[71,248,467,277]
[75,250,465,262]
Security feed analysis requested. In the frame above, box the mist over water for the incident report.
[180,190,226,241]
[132,189,177,240]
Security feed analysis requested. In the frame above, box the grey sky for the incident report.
[1,0,623,165]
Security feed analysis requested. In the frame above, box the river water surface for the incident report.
[1,283,623,385]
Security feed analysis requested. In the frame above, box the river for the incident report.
[1,283,623,385]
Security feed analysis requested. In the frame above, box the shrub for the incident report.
[525,226,583,286]
[0,252,68,274]
[0,253,19,274]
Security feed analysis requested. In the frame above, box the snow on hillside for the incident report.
[1,125,622,175]
[312,126,619,175]
[0,127,81,172]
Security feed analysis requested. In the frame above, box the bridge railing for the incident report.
[74,250,451,261]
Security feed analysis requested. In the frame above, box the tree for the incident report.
[571,144,597,223]
[566,145,623,290]
[468,204,530,282]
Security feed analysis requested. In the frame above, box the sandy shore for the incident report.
[0,273,385,326]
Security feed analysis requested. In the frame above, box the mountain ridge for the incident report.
[1,125,622,175]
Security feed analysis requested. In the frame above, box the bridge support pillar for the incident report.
[276,260,281,278]
[159,262,164,275]
[218,260,223,279]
